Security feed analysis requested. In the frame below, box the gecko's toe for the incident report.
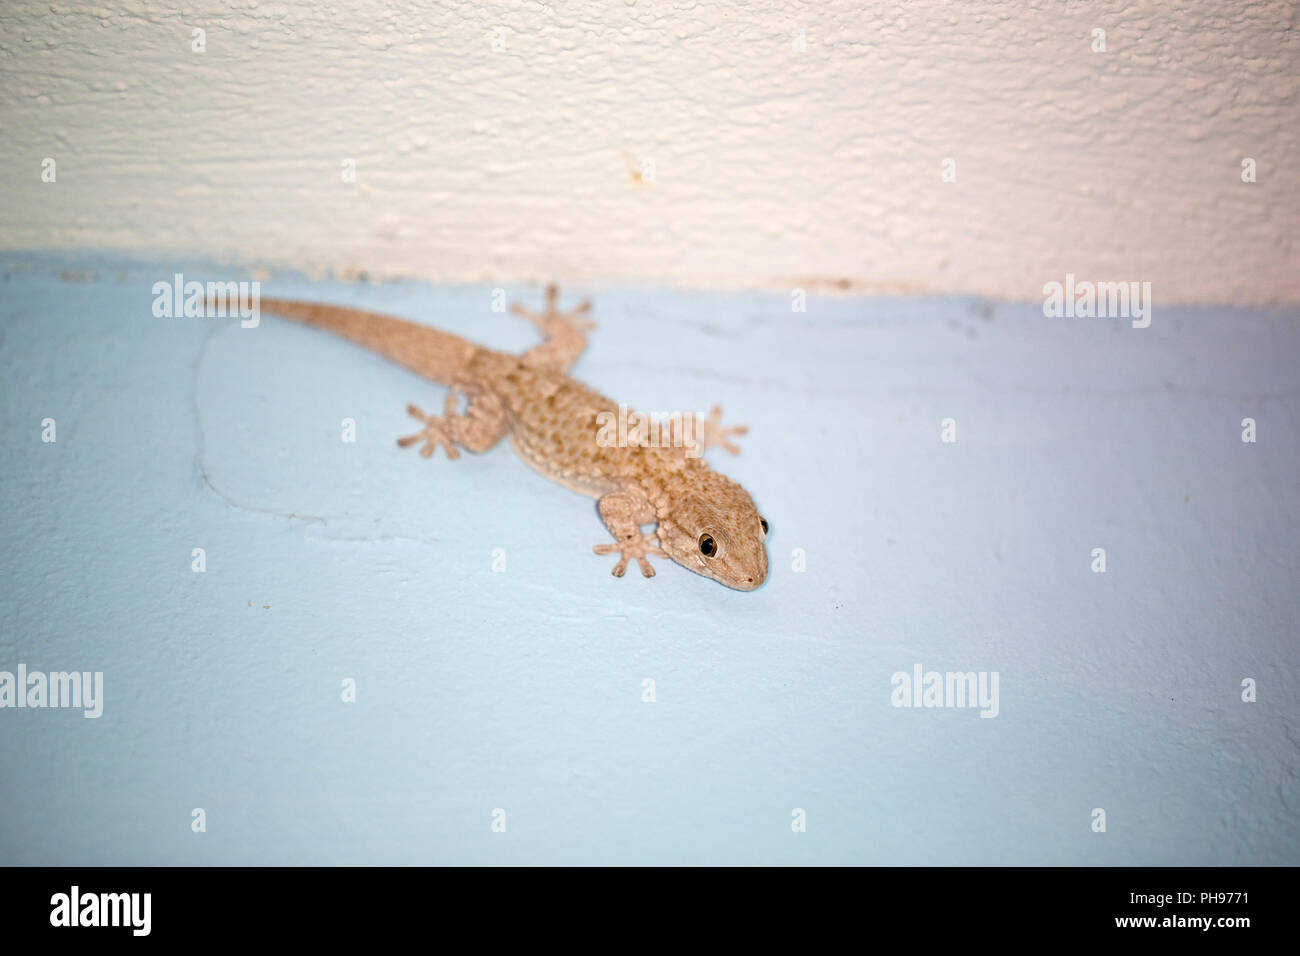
[564,301,595,329]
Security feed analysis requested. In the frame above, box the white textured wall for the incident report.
[2,0,1297,304]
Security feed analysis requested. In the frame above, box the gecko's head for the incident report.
[659,471,769,591]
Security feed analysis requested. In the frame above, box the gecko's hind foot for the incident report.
[681,405,748,455]
[511,284,596,336]
[396,398,462,459]
[593,531,664,578]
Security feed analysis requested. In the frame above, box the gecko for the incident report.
[252,286,769,590]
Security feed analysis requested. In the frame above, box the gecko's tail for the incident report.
[255,297,480,386]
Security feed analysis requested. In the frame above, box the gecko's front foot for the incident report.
[511,283,596,337]
[594,530,664,578]
[396,398,462,459]
[683,405,749,455]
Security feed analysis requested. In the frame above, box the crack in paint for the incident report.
[189,322,443,549]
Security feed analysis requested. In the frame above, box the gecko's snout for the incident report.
[731,549,768,591]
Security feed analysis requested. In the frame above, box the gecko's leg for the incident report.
[593,490,664,578]
[511,283,595,374]
[396,385,508,459]
[673,404,749,456]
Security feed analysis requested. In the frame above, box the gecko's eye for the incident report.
[759,517,768,534]
[698,533,717,557]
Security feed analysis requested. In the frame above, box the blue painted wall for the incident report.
[1,255,1296,864]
